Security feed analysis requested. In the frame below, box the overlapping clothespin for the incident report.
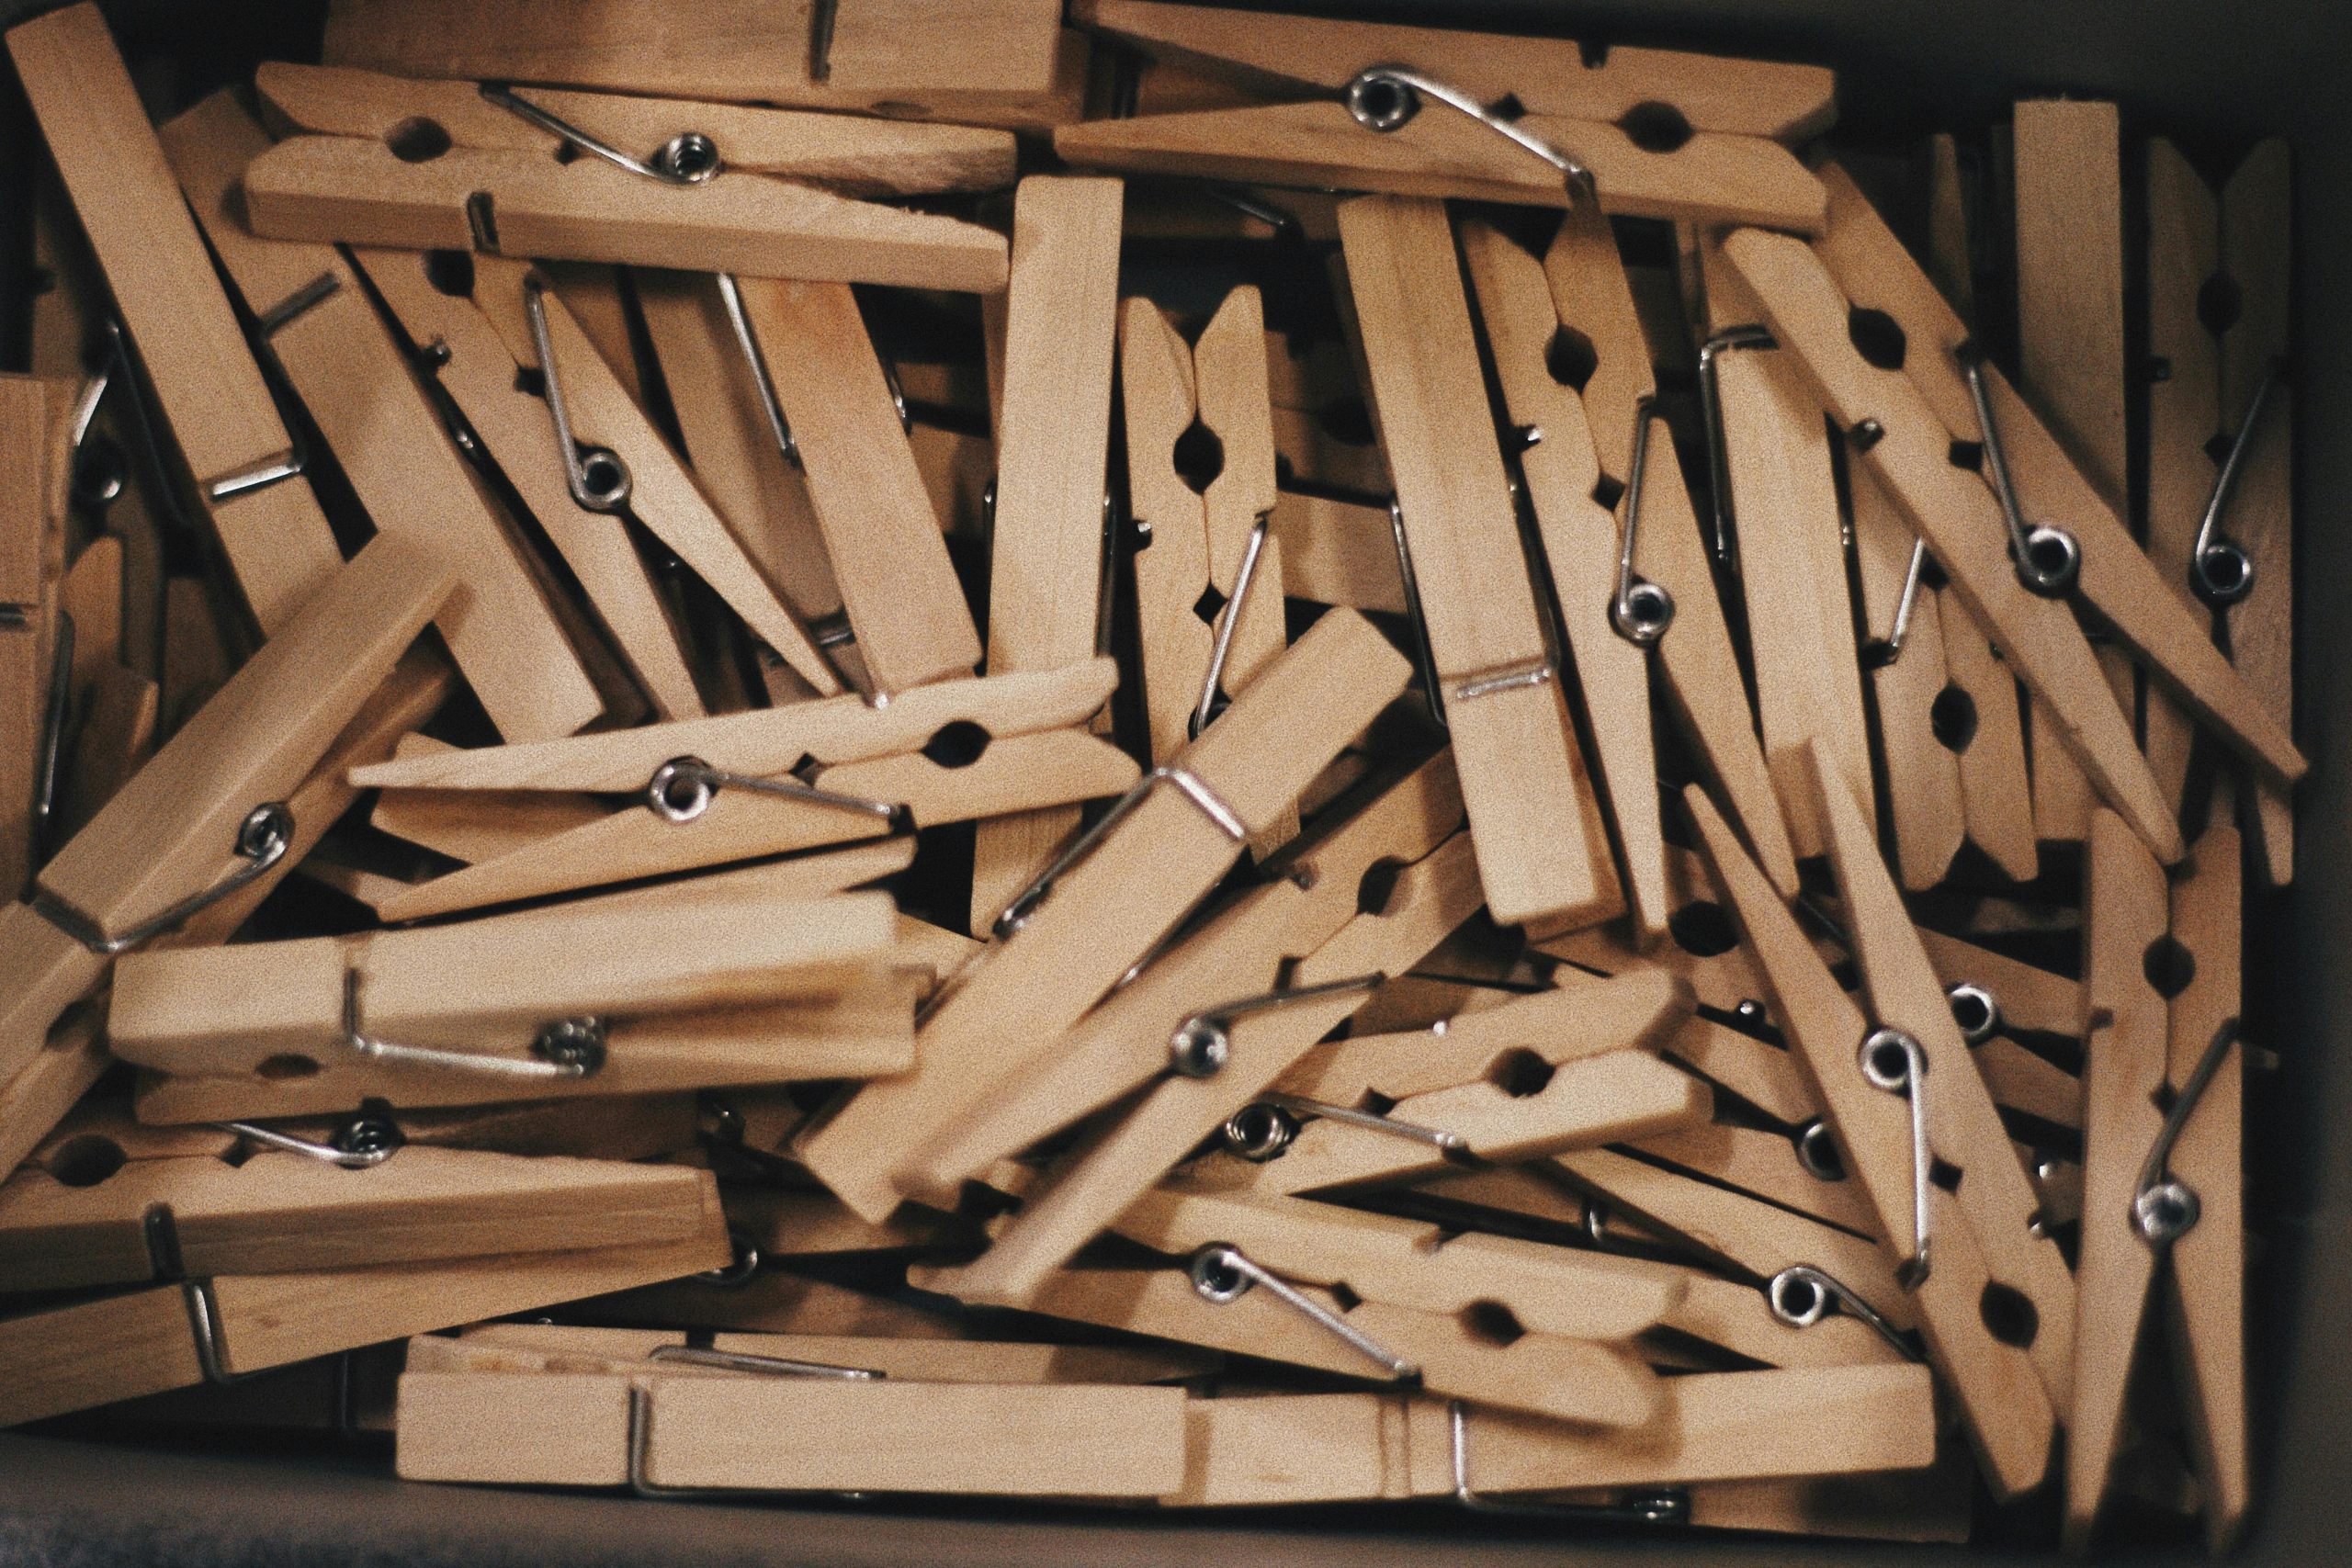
[344,660,1130,919]
[1057,0,1831,228]
[1685,745,2057,1500]
[49,536,164,848]
[236,62,1012,291]
[1,378,67,907]
[109,890,915,1122]
[0,536,455,1175]
[2069,811,2245,1551]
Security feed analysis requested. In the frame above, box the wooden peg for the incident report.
[969,176,1125,930]
[1121,297,1217,761]
[1460,220,1669,944]
[1342,196,1617,930]
[1848,466,1963,889]
[6,2,343,633]
[1544,206,1799,899]
[0,379,58,904]
[799,608,1412,1222]
[321,0,1083,130]
[1266,490,1405,614]
[1938,592,2041,882]
[1688,780,2054,1498]
[432,1323,1217,1387]
[1631,1118,1880,1235]
[164,91,604,743]
[1073,0,1838,139]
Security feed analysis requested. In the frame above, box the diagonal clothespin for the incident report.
[1685,773,2055,1499]
[969,175,1126,930]
[2069,811,2245,1551]
[162,90,605,743]
[439,1323,1218,1387]
[797,607,1413,1223]
[0,536,455,1155]
[0,1177,729,1430]
[7,3,345,634]
[1341,195,1619,931]
[51,537,164,846]
[319,0,1084,130]
[238,63,1012,292]
[345,660,1127,919]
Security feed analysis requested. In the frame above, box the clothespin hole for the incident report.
[1590,473,1626,512]
[1487,93,1527,123]
[1616,101,1694,154]
[1946,437,1984,473]
[1929,1157,1963,1192]
[1458,1301,1527,1348]
[1485,1048,1556,1099]
[1545,324,1600,392]
[2196,271,2245,337]
[424,251,475,299]
[1355,857,1408,917]
[512,364,548,399]
[550,141,580,165]
[2143,935,2197,999]
[257,1054,322,1081]
[44,1134,128,1189]
[1845,306,1908,373]
[1978,1280,2039,1348]
[385,117,453,164]
[920,720,992,770]
[1928,685,1978,754]
[1192,583,1228,626]
[1666,900,1737,958]
[1171,415,1225,495]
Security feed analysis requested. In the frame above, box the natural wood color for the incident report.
[1547,208,1799,898]
[1633,1119,1880,1235]
[1058,103,1826,231]
[971,176,1126,929]
[1121,297,1216,761]
[1267,489,1404,613]
[1924,133,1975,320]
[1075,0,1837,138]
[322,0,1080,129]
[1720,225,2181,865]
[1848,466,1962,888]
[1462,220,1668,942]
[0,1010,109,1184]
[1976,1037,2082,1130]
[1268,402,1392,495]
[1938,592,2040,881]
[1657,1011,1820,1126]
[164,91,602,743]
[1194,288,1288,737]
[1915,926,2083,1038]
[735,277,979,693]
[1343,197,1614,928]
[800,610,1411,1221]
[1537,843,1792,1022]
[0,379,53,902]
[436,1323,1215,1386]
[1689,781,2054,1496]
[6,2,342,632]
[371,739,601,863]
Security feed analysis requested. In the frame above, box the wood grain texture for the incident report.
[1939,592,2039,881]
[1848,467,1962,888]
[0,378,53,904]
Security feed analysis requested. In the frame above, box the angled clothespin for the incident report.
[2069,812,2245,1551]
[51,536,164,845]
[1459,219,1669,945]
[320,0,1083,130]
[1057,2,1830,228]
[1,378,63,904]
[1543,205,1800,900]
[1686,773,2055,1499]
[798,607,1413,1222]
[0,1179,728,1429]
[163,90,605,743]
[111,892,913,1117]
[970,175,1126,929]
[437,1324,1217,1387]
[346,661,1127,919]
[6,2,345,633]
[1341,195,1619,931]
[239,63,1012,292]
[0,1103,718,1294]
[0,536,454,1154]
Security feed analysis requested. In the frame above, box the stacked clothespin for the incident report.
[0,0,2295,1551]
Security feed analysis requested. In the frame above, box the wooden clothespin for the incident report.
[797,607,1412,1222]
[441,1324,1218,1386]
[163,90,605,743]
[110,892,912,1120]
[1265,490,1405,616]
[0,536,454,1162]
[1685,767,2055,1499]
[2069,811,2245,1551]
[1057,2,1829,229]
[319,0,1084,130]
[7,3,345,634]
[0,1104,717,1295]
[238,64,1012,292]
[51,536,164,845]
[1341,196,1618,931]
[1,378,63,905]
[969,175,1125,929]
[345,660,1127,919]
[925,760,1485,1305]
[0,1177,728,1429]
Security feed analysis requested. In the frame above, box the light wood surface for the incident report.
[1848,466,1962,888]
[1939,592,2039,880]
[1121,297,1216,761]
[0,379,53,904]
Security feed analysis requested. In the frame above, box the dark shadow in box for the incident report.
[0,0,2346,1562]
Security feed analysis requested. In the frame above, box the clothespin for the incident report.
[1685,767,2055,1498]
[318,0,1085,130]
[1265,490,1405,615]
[109,892,913,1119]
[7,3,345,633]
[1340,196,1619,931]
[1057,2,1829,228]
[0,536,455,1162]
[797,607,1413,1222]
[238,64,1012,292]
[0,1178,728,1429]
[1,378,64,904]
[969,175,1125,929]
[2069,812,2245,1551]
[162,90,605,743]
[0,1102,718,1294]
[51,536,163,845]
[925,760,1485,1305]
[345,660,1128,920]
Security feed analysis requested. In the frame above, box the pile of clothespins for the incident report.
[0,0,2295,1551]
